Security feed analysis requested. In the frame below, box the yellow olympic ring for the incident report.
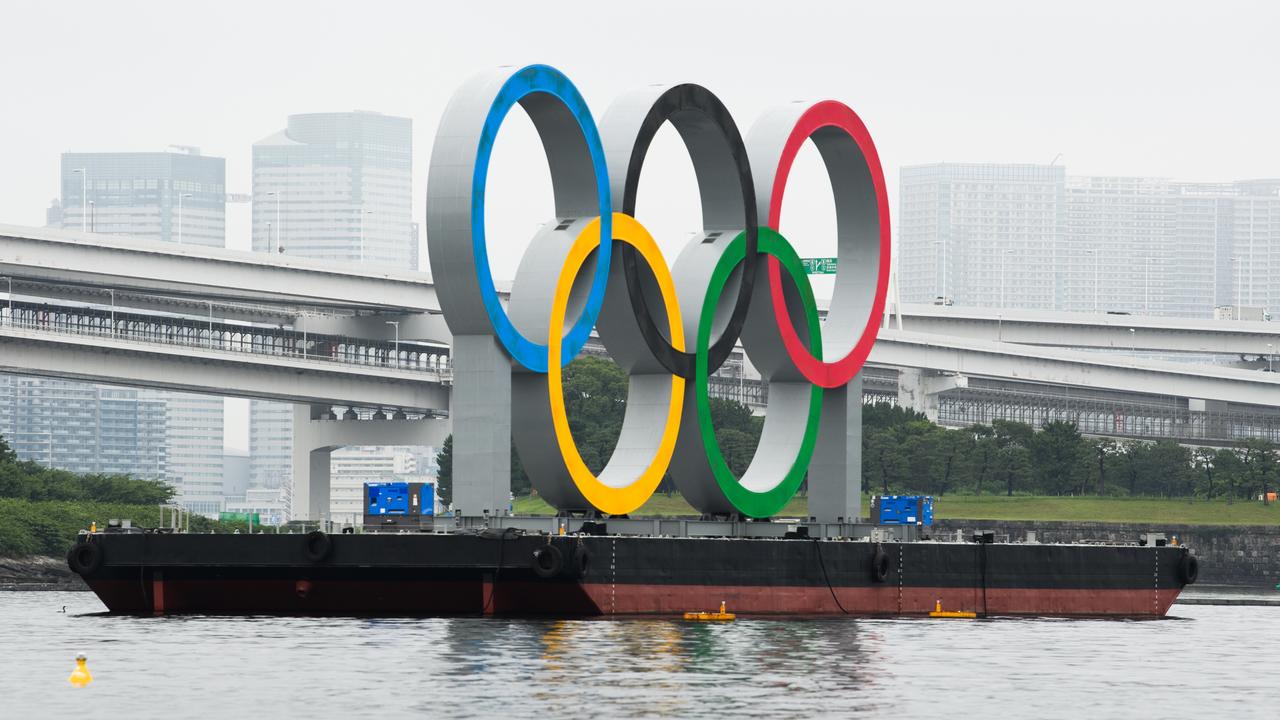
[546,213,685,515]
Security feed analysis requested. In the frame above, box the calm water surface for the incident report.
[1,591,1276,719]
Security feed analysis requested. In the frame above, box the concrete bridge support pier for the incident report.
[897,368,968,423]
[291,404,450,522]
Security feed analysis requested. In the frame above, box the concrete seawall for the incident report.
[932,519,1280,587]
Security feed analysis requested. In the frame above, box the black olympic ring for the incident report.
[614,84,759,379]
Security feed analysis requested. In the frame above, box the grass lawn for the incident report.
[512,493,1280,526]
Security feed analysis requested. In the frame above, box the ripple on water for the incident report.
[0,592,1275,719]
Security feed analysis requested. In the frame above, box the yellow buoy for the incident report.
[68,654,93,687]
[928,599,977,619]
[683,600,737,622]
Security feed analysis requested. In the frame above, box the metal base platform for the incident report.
[372,514,920,542]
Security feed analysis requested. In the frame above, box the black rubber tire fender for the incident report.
[570,545,590,579]
[532,545,564,579]
[304,530,332,563]
[1179,553,1199,585]
[68,542,104,575]
[871,546,890,583]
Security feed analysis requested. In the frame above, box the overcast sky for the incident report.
[2,0,1276,449]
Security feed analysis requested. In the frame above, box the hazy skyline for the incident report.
[4,1,1277,269]
[4,0,1278,451]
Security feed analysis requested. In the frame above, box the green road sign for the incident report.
[801,257,838,275]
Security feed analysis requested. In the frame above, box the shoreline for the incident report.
[0,556,88,592]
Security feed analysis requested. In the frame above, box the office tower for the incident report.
[60,150,225,245]
[35,150,229,512]
[251,111,413,267]
[248,112,414,501]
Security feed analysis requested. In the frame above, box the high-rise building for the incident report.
[898,163,1280,319]
[222,449,250,502]
[249,112,415,499]
[60,150,225,245]
[898,163,1066,310]
[44,198,63,227]
[1062,176,1184,315]
[0,376,167,479]
[248,400,293,491]
[31,150,229,512]
[251,111,413,267]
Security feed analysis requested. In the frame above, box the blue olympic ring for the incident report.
[471,64,612,372]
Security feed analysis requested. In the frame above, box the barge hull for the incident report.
[71,532,1191,618]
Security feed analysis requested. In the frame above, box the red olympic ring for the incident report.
[765,101,892,388]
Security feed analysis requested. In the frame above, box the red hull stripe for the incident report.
[87,578,1181,618]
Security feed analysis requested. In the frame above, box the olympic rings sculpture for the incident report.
[427,64,890,519]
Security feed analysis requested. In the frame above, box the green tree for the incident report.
[1192,447,1216,498]
[865,429,905,494]
[863,403,928,432]
[0,434,15,464]
[1237,438,1277,501]
[1030,421,1088,495]
[1141,440,1194,497]
[994,444,1033,496]
[1093,438,1118,495]
[1213,447,1247,501]
[561,356,628,472]
[715,428,758,477]
[965,425,997,495]
[993,419,1034,448]
[434,435,452,506]
[934,429,967,496]
[1120,441,1146,495]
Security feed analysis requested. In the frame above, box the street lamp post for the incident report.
[1129,328,1136,358]
[267,192,281,253]
[88,200,95,233]
[385,320,400,368]
[934,238,947,302]
[72,167,86,229]
[1269,343,1274,373]
[177,193,192,244]
[1231,256,1242,318]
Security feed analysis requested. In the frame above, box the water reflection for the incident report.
[3,593,1276,719]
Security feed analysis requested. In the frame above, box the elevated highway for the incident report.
[894,303,1280,355]
[0,224,444,325]
[871,329,1280,407]
[0,299,450,412]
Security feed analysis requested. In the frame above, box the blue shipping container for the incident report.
[367,483,410,515]
[874,495,934,526]
[366,481,435,517]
